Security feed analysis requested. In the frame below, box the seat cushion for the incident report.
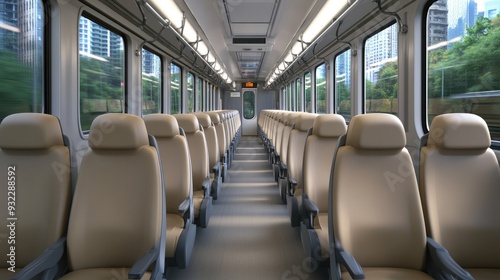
[166,214,185,258]
[342,268,433,280]
[315,213,329,259]
[60,268,151,279]
[193,190,205,218]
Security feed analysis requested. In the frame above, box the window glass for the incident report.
[243,91,255,119]
[296,78,302,111]
[79,16,125,131]
[426,0,500,140]
[142,49,161,115]
[304,72,312,112]
[170,63,181,114]
[197,77,202,111]
[335,49,352,120]
[187,72,195,113]
[365,23,398,115]
[0,0,45,122]
[315,63,327,114]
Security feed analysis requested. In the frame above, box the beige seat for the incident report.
[286,113,317,227]
[329,113,466,280]
[278,112,301,203]
[175,114,212,228]
[272,111,288,182]
[61,113,165,280]
[0,113,71,279]
[300,114,346,263]
[420,113,499,280]
[194,113,222,200]
[209,111,228,182]
[144,114,196,269]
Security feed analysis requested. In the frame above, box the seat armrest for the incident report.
[202,176,211,196]
[212,162,220,175]
[335,243,364,279]
[288,177,298,196]
[303,196,319,229]
[279,162,288,178]
[12,237,66,280]
[129,248,159,279]
[179,197,190,215]
[426,237,473,280]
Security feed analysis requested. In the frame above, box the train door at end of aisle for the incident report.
[242,88,257,135]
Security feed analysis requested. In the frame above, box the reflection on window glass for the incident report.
[197,77,202,111]
[243,91,255,119]
[315,64,327,114]
[365,23,398,115]
[296,78,302,111]
[170,63,181,114]
[79,16,125,131]
[142,49,161,115]
[287,84,292,110]
[0,0,45,122]
[187,72,195,113]
[335,49,351,120]
[427,0,500,140]
[304,72,312,112]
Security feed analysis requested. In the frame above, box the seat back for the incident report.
[175,114,210,192]
[144,114,193,221]
[274,112,288,158]
[287,113,317,186]
[303,114,346,213]
[331,113,426,269]
[66,113,163,272]
[281,112,300,165]
[195,113,219,171]
[0,113,71,268]
[420,113,500,268]
[208,112,226,163]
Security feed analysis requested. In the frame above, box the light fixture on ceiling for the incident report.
[266,0,354,87]
[148,0,232,85]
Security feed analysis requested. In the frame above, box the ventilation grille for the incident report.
[233,37,266,44]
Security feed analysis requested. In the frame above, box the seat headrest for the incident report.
[279,112,289,123]
[428,113,490,150]
[208,112,221,124]
[0,113,64,149]
[174,114,200,134]
[89,113,149,150]
[286,112,301,127]
[313,114,347,138]
[346,113,406,149]
[195,113,212,129]
[143,114,179,138]
[295,113,317,132]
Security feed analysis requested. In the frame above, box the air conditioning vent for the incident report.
[233,37,266,44]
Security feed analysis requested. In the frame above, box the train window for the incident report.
[170,63,182,114]
[296,78,302,111]
[79,16,125,132]
[187,72,195,113]
[280,87,285,109]
[364,23,398,115]
[426,0,500,141]
[315,63,327,114]
[0,0,45,122]
[196,77,202,111]
[141,49,162,115]
[304,72,312,112]
[290,81,296,111]
[335,49,352,120]
[243,90,255,119]
[287,83,292,110]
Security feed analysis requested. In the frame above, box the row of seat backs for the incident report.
[0,113,165,279]
[330,113,500,279]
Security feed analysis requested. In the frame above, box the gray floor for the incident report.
[166,136,329,280]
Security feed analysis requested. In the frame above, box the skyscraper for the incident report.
[428,0,448,47]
